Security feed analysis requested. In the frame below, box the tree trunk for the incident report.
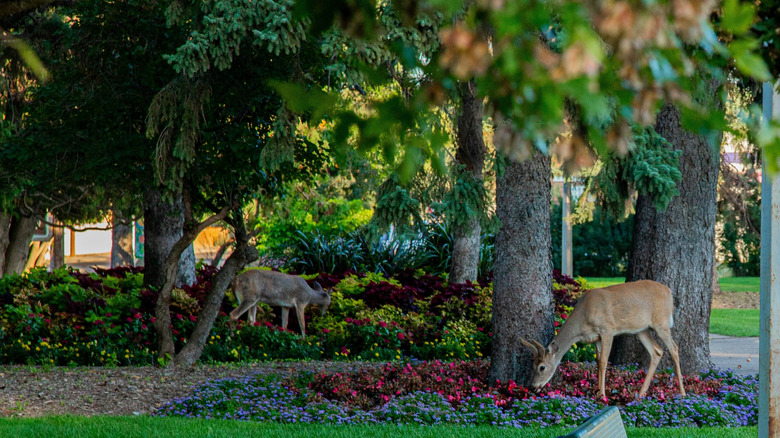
[3,214,37,276]
[174,223,258,366]
[111,210,134,267]
[50,220,64,270]
[489,150,554,385]
[142,188,196,291]
[152,196,232,364]
[611,102,720,374]
[450,80,486,284]
[0,212,11,276]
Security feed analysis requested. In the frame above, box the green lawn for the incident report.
[585,277,760,293]
[719,277,760,292]
[710,308,759,337]
[0,416,758,438]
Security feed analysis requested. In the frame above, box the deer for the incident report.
[229,269,331,338]
[519,280,686,399]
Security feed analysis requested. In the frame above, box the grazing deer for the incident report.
[229,270,331,338]
[519,280,686,399]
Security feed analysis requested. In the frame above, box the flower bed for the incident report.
[154,360,758,428]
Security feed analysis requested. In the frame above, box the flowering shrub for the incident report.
[0,266,619,367]
[154,361,758,429]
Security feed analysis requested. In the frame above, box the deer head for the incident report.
[311,281,331,316]
[519,337,559,389]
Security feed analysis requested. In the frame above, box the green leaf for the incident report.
[722,0,755,35]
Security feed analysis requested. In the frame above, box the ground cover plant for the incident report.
[153,360,757,429]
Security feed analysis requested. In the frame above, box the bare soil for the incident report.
[0,361,367,418]
[711,291,759,310]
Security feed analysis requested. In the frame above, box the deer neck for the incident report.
[551,309,586,363]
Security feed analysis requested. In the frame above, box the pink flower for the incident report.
[189,315,197,322]
[322,328,330,334]
[378,321,388,328]
[150,317,156,323]
[141,324,147,330]
[397,333,405,340]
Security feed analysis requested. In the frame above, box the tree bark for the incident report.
[142,187,196,291]
[611,102,720,374]
[174,222,258,367]
[111,209,134,267]
[489,150,554,385]
[450,80,486,284]
[50,220,64,270]
[0,212,11,276]
[152,198,232,363]
[3,214,37,276]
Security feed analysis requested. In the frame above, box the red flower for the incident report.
[378,321,388,328]
[175,313,183,320]
[150,317,156,323]
[397,333,405,340]
[141,324,147,330]
[322,328,330,334]
[189,315,197,322]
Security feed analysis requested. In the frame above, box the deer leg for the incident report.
[295,304,307,338]
[596,334,613,399]
[635,329,664,398]
[281,307,290,331]
[230,299,260,324]
[655,328,686,396]
[248,305,257,324]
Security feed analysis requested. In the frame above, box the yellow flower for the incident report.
[375,353,379,357]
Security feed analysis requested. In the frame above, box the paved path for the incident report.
[710,334,759,375]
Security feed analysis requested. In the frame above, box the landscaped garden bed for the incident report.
[0,265,759,430]
[154,360,757,428]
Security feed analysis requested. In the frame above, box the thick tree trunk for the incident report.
[50,220,64,270]
[111,210,134,267]
[611,102,720,374]
[3,215,37,276]
[174,225,258,366]
[142,188,196,290]
[450,80,486,284]
[489,150,553,385]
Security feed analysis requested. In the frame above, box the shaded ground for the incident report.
[0,362,368,418]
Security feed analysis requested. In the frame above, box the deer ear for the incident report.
[312,281,323,291]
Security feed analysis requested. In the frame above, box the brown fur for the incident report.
[229,270,331,338]
[520,280,685,399]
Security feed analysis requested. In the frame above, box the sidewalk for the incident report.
[710,334,759,375]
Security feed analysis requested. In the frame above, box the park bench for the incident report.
[558,406,627,438]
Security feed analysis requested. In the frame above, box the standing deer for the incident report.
[229,270,331,338]
[519,280,686,399]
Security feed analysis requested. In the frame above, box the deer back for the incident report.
[233,270,322,308]
[576,280,674,336]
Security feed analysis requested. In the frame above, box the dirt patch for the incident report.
[0,362,370,418]
[712,291,759,309]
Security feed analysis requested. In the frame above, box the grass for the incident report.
[709,308,759,337]
[719,277,759,293]
[0,416,758,438]
[584,277,760,293]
